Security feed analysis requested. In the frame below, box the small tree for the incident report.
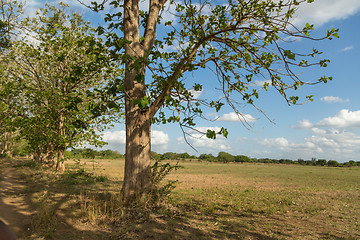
[0,0,22,51]
[2,3,121,170]
[217,151,235,163]
[86,0,338,200]
[327,160,339,167]
[316,159,327,166]
[83,148,96,170]
[235,155,251,163]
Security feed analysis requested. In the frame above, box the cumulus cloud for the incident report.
[259,137,320,156]
[296,110,360,129]
[151,130,170,145]
[258,129,360,160]
[293,0,360,27]
[102,130,169,146]
[178,126,230,151]
[103,130,126,144]
[286,109,360,160]
[320,96,350,103]
[317,109,360,128]
[305,129,360,154]
[261,137,289,148]
[217,112,257,122]
[296,119,314,129]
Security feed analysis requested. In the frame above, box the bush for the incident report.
[217,152,235,163]
[316,159,327,166]
[199,153,216,162]
[327,160,339,167]
[234,155,251,163]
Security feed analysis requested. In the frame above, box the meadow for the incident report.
[0,158,359,239]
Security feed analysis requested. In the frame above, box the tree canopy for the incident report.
[0,0,338,200]
[84,0,338,199]
[0,3,121,170]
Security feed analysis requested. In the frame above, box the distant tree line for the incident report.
[200,152,360,167]
[151,151,360,167]
[151,151,197,161]
[2,146,359,167]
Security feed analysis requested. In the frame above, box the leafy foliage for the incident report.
[149,160,182,204]
[0,3,122,167]
[88,0,338,141]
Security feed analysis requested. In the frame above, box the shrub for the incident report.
[327,160,339,167]
[217,152,235,163]
[234,155,251,163]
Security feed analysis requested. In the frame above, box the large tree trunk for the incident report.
[122,109,152,199]
[122,0,152,200]
[55,111,66,172]
[56,148,66,172]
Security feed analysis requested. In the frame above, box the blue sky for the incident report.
[25,0,360,162]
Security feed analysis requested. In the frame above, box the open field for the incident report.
[0,158,359,239]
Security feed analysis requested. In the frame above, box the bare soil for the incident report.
[0,164,33,239]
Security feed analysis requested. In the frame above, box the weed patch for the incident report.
[31,191,59,238]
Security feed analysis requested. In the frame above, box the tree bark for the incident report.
[122,110,152,199]
[56,148,65,172]
[122,0,152,200]
[56,111,66,172]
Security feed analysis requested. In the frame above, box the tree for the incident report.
[316,159,327,166]
[217,151,235,163]
[235,155,251,163]
[87,0,338,200]
[2,3,121,170]
[0,0,22,51]
[327,160,339,167]
[0,0,23,156]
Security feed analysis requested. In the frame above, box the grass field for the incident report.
[0,158,359,239]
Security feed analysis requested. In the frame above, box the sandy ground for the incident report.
[0,166,34,239]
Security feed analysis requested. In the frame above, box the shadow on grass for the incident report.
[1,159,114,239]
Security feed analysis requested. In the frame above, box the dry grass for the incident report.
[1,158,359,239]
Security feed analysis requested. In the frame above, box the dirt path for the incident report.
[0,165,34,239]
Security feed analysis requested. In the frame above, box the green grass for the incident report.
[2,158,359,239]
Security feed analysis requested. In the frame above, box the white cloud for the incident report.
[340,46,354,52]
[285,109,360,160]
[189,89,203,99]
[252,79,271,87]
[194,126,222,133]
[103,130,126,144]
[261,137,289,148]
[258,128,360,161]
[317,109,360,128]
[293,0,360,27]
[151,130,169,146]
[296,110,360,129]
[311,127,326,135]
[177,126,231,152]
[102,130,169,146]
[296,119,314,129]
[184,136,230,151]
[305,129,360,154]
[320,96,350,103]
[217,112,257,122]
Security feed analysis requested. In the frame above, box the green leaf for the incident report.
[206,130,216,139]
